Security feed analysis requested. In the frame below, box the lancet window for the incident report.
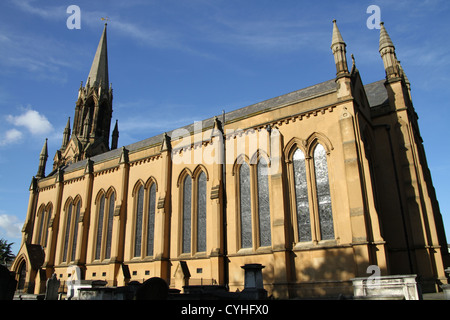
[36,204,52,248]
[179,168,208,255]
[134,185,144,257]
[62,197,82,263]
[132,179,158,259]
[239,162,252,249]
[146,183,156,257]
[94,190,115,261]
[289,142,335,244]
[237,156,272,250]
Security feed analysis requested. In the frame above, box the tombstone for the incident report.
[0,264,17,300]
[45,274,60,300]
[240,264,267,300]
[135,277,169,300]
[66,266,91,300]
[67,265,82,281]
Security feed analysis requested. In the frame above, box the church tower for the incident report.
[54,23,116,169]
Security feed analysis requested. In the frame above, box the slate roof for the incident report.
[364,79,389,109]
[60,78,388,173]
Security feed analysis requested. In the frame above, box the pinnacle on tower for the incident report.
[111,119,119,150]
[61,117,71,150]
[331,20,349,78]
[379,22,401,80]
[36,138,48,179]
[379,22,395,52]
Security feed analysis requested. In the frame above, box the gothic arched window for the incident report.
[196,171,207,253]
[62,202,73,263]
[239,162,252,249]
[256,158,271,247]
[43,206,52,248]
[182,175,192,254]
[95,194,106,260]
[146,184,156,257]
[289,141,335,244]
[105,191,115,259]
[70,200,81,262]
[36,206,45,247]
[134,185,144,257]
[313,144,334,240]
[292,148,311,242]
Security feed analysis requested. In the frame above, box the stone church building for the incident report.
[11,20,449,298]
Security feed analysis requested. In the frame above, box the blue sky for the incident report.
[0,0,449,255]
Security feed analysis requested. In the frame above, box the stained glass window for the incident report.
[43,207,52,248]
[293,149,312,242]
[257,158,271,247]
[62,202,73,262]
[146,184,156,257]
[313,144,334,240]
[95,195,105,260]
[182,176,192,253]
[197,172,207,252]
[37,208,45,246]
[105,192,115,259]
[71,201,81,262]
[239,162,252,249]
[134,186,144,257]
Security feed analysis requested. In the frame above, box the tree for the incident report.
[0,239,15,266]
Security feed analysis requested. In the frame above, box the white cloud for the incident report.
[7,108,53,135]
[0,214,23,240]
[11,0,65,21]
[0,129,23,146]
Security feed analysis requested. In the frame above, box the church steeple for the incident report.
[70,23,113,160]
[53,24,114,169]
[86,23,109,89]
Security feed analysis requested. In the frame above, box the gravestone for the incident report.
[135,277,169,300]
[67,265,82,281]
[0,264,17,300]
[66,265,92,300]
[45,274,60,300]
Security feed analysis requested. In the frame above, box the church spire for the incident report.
[331,20,349,78]
[86,23,109,89]
[55,23,114,168]
[36,138,48,179]
[379,22,401,80]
